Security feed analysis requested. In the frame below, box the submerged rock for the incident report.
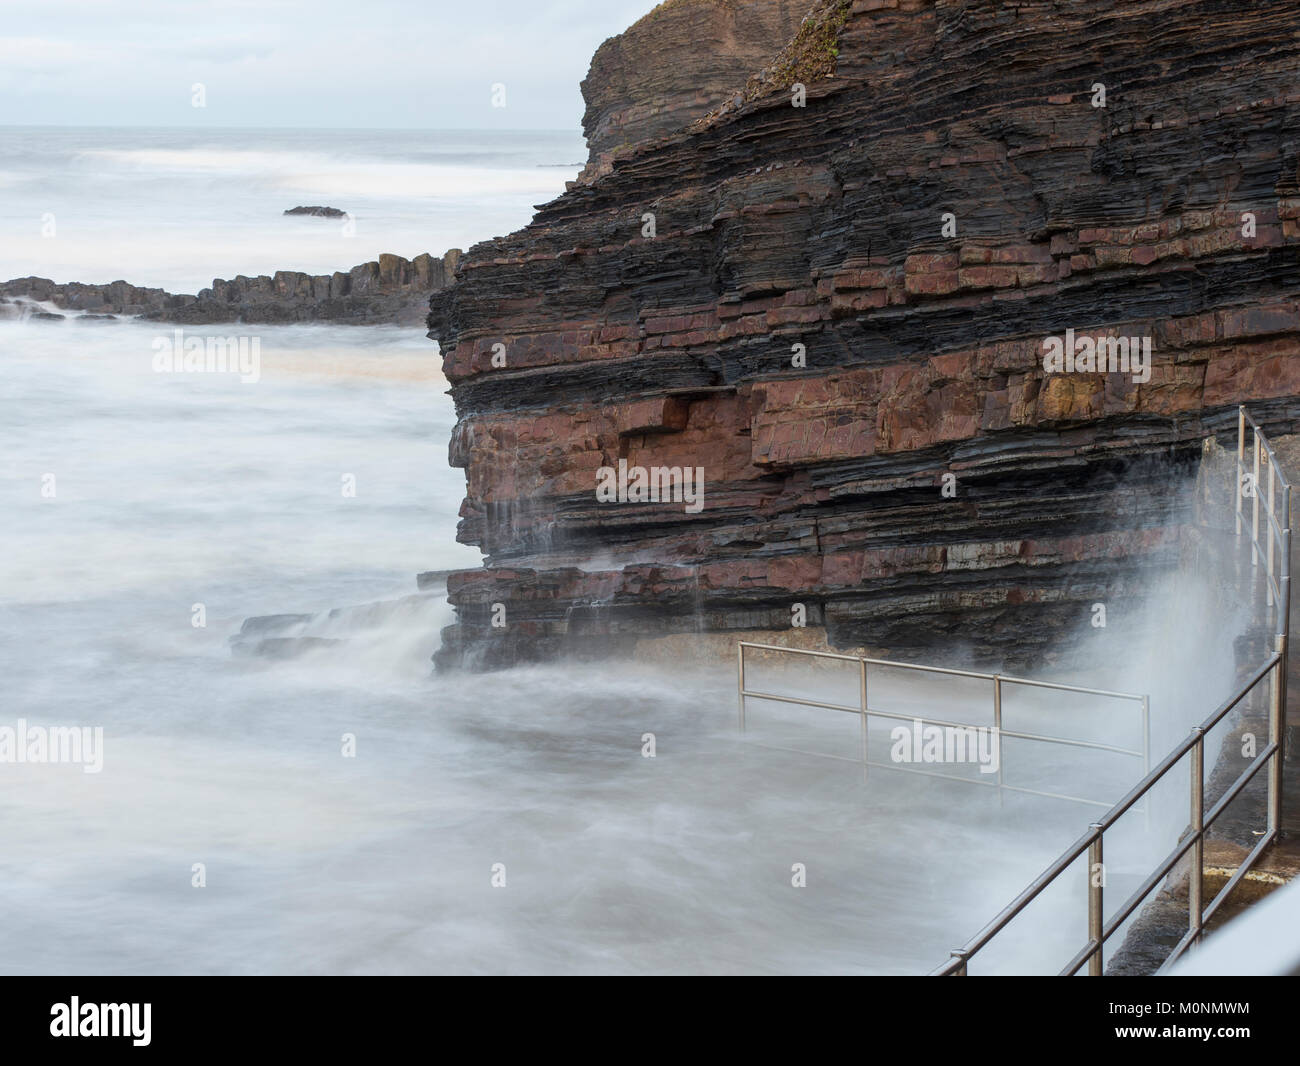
[229,591,441,660]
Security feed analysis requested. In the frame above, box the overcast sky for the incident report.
[0,0,657,129]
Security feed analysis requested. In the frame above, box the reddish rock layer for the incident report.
[428,0,1300,671]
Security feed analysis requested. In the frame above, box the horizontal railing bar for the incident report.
[997,676,1147,701]
[737,642,862,664]
[738,642,1145,701]
[739,689,862,714]
[743,689,1144,757]
[740,642,995,680]
[1200,829,1277,926]
[996,728,1143,758]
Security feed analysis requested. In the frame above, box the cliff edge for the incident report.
[429,0,1300,671]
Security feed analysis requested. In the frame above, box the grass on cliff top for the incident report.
[680,0,851,135]
[748,0,851,98]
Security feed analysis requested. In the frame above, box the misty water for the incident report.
[0,129,1271,974]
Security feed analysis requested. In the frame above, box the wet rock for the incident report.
[428,0,1300,671]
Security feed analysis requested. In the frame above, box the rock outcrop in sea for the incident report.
[426,0,1300,672]
[284,205,348,217]
[1,249,461,326]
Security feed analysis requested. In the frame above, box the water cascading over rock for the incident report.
[427,0,1300,672]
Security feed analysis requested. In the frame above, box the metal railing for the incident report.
[737,643,1149,810]
[928,405,1291,975]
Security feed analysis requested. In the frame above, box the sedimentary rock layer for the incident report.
[579,0,806,179]
[428,0,1300,671]
[1,249,460,325]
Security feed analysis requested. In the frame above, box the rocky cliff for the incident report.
[428,0,1300,672]
[579,0,806,179]
[1,249,460,325]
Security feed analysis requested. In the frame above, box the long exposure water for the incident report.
[0,128,1265,974]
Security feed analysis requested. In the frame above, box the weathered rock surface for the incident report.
[579,0,807,180]
[430,0,1300,673]
[1,249,461,326]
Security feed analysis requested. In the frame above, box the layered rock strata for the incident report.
[579,0,807,180]
[428,0,1300,672]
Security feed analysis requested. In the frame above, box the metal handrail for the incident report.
[738,642,1150,814]
[930,405,1291,975]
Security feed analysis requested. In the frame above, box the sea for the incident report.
[0,126,1257,974]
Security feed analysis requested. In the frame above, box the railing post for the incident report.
[1142,695,1151,829]
[1279,484,1292,837]
[1088,826,1104,975]
[859,657,869,777]
[948,950,968,976]
[737,643,746,733]
[1190,727,1205,946]
[1268,459,1276,607]
[1236,405,1246,536]
[1253,429,1261,566]
[993,675,1004,806]
[1269,635,1285,836]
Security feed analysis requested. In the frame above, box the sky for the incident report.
[0,0,658,129]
